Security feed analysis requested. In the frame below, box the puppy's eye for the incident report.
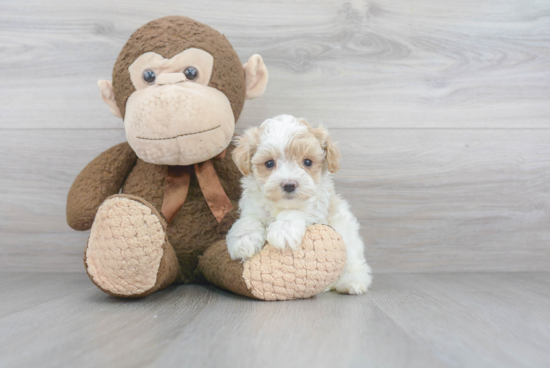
[303,159,313,167]
[265,160,275,169]
[184,67,198,81]
[143,69,156,84]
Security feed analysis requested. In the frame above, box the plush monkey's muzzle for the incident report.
[124,82,235,166]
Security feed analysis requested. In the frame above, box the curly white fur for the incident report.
[226,114,372,295]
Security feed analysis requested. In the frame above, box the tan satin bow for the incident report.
[161,150,233,224]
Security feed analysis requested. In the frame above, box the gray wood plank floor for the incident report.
[0,272,549,368]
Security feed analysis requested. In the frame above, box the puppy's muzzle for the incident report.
[282,180,298,193]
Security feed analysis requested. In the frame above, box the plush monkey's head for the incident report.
[98,16,268,166]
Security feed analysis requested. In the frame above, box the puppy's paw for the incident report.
[334,263,372,295]
[266,220,307,250]
[227,231,265,261]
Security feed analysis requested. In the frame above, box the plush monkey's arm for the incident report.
[67,142,138,231]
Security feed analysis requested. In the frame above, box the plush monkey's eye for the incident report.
[184,67,199,81]
[142,69,156,84]
[265,160,275,169]
[303,159,313,167]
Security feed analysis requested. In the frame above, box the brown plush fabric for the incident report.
[67,142,137,230]
[199,224,347,301]
[112,16,246,120]
[198,239,255,298]
[154,238,180,292]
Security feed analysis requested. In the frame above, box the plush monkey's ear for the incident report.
[308,123,341,174]
[232,127,260,176]
[97,80,122,119]
[243,55,268,100]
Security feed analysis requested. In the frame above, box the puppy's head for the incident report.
[232,115,340,204]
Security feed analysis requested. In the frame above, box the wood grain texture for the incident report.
[0,272,549,368]
[0,0,549,129]
[0,273,93,319]
[1,0,549,273]
[1,128,550,272]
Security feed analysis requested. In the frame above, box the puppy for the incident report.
[227,114,372,295]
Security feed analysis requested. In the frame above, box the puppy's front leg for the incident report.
[266,210,310,250]
[227,218,266,261]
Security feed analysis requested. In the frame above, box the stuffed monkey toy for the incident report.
[67,16,346,301]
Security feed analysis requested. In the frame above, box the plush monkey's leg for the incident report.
[198,224,347,301]
[84,194,179,298]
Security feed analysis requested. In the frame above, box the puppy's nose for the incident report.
[282,181,298,193]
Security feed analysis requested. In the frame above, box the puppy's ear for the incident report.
[324,137,341,173]
[308,124,341,173]
[232,127,260,176]
[297,118,310,127]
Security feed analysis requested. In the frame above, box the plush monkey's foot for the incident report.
[199,224,347,301]
[85,194,178,298]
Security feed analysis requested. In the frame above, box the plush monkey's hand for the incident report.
[66,142,137,231]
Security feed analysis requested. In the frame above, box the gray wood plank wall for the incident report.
[1,0,549,273]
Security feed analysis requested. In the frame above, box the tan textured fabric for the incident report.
[123,81,235,166]
[199,224,347,301]
[85,195,178,297]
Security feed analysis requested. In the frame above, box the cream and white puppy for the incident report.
[227,114,372,294]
